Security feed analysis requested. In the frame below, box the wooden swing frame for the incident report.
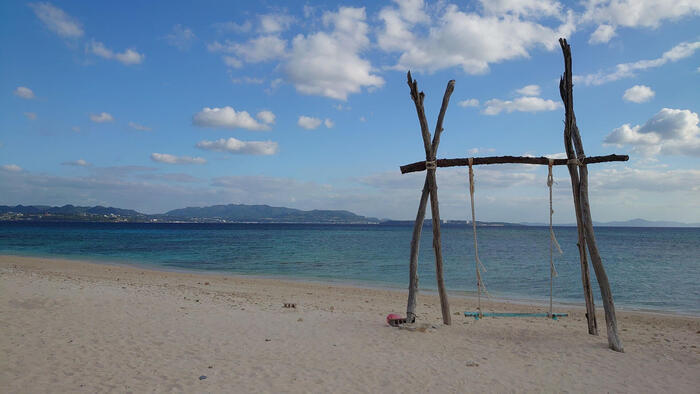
[401,38,626,352]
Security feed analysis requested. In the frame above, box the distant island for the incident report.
[0,204,379,224]
[0,204,698,227]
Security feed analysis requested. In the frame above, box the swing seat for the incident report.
[464,312,568,320]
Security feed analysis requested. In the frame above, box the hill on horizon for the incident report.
[1,204,699,227]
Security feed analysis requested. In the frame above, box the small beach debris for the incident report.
[265,338,271,342]
[199,375,207,380]
[283,303,296,308]
[204,282,210,285]
[387,313,407,327]
[466,361,479,367]
[297,318,303,322]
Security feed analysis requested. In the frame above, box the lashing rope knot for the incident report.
[567,154,586,166]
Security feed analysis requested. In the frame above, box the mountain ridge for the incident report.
[1,205,698,227]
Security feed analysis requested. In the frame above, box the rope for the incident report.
[567,154,586,166]
[547,159,563,316]
[468,157,489,315]
[425,160,437,170]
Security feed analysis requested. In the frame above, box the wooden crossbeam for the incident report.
[400,154,629,174]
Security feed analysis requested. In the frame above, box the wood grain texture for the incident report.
[400,154,628,174]
[560,38,622,352]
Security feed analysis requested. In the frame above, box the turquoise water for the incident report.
[1,222,698,314]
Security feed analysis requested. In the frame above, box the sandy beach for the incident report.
[1,255,698,393]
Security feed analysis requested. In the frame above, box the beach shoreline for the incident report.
[1,254,698,392]
[2,252,694,318]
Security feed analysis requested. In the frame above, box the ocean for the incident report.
[1,221,698,315]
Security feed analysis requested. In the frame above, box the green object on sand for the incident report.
[464,312,568,320]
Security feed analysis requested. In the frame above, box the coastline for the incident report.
[1,254,699,392]
[2,251,696,317]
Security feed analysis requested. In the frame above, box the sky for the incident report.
[1,0,699,223]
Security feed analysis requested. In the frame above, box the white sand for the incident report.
[1,255,698,393]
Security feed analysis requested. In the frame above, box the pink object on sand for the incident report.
[386,313,403,325]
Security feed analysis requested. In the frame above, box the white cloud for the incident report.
[29,2,83,38]
[298,116,322,130]
[259,13,294,33]
[90,112,114,123]
[24,112,37,120]
[459,99,480,108]
[192,107,271,131]
[14,86,35,99]
[324,118,334,128]
[89,40,145,65]
[515,84,541,96]
[576,41,700,85]
[209,36,287,64]
[222,56,242,68]
[604,108,700,157]
[378,1,575,74]
[196,137,278,155]
[269,78,283,90]
[128,121,152,131]
[480,0,565,19]
[151,153,206,165]
[165,25,195,50]
[62,159,90,167]
[590,167,700,193]
[544,152,567,159]
[483,96,561,115]
[588,24,616,44]
[623,85,655,103]
[232,35,287,63]
[256,111,276,125]
[2,164,22,172]
[284,7,384,100]
[583,0,700,31]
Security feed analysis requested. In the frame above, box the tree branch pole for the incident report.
[400,154,628,174]
[560,38,622,352]
[560,97,599,335]
[406,71,454,325]
[406,178,429,322]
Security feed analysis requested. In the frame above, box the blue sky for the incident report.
[1,0,699,222]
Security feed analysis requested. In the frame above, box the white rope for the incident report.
[468,158,489,313]
[547,159,563,272]
[547,159,563,316]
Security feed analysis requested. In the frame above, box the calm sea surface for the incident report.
[1,222,698,315]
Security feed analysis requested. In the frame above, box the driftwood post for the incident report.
[557,42,598,335]
[559,38,623,352]
[565,125,599,336]
[406,178,429,322]
[405,72,455,325]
